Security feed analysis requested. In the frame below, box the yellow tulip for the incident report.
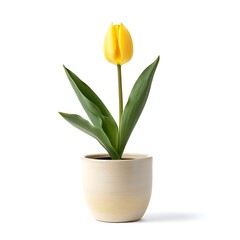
[104,23,133,65]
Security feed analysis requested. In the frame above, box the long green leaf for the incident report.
[118,56,160,156]
[63,66,118,150]
[59,112,120,159]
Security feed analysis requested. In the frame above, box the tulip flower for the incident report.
[104,23,133,65]
[104,23,134,126]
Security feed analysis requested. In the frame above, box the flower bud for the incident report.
[104,23,133,65]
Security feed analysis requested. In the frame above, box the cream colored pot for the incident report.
[82,153,152,222]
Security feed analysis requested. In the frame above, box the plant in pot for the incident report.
[59,23,160,222]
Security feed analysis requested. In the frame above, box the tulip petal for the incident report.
[119,23,133,65]
[104,24,118,64]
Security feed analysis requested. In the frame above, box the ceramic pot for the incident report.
[82,153,152,222]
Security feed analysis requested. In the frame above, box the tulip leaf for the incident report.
[63,66,118,150]
[59,112,120,159]
[118,56,160,156]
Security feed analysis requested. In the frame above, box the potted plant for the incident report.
[59,23,160,222]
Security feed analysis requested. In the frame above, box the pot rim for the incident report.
[83,153,152,161]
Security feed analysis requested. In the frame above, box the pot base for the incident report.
[95,217,142,223]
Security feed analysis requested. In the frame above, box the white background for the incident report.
[0,0,240,239]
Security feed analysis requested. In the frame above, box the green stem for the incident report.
[117,64,123,127]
